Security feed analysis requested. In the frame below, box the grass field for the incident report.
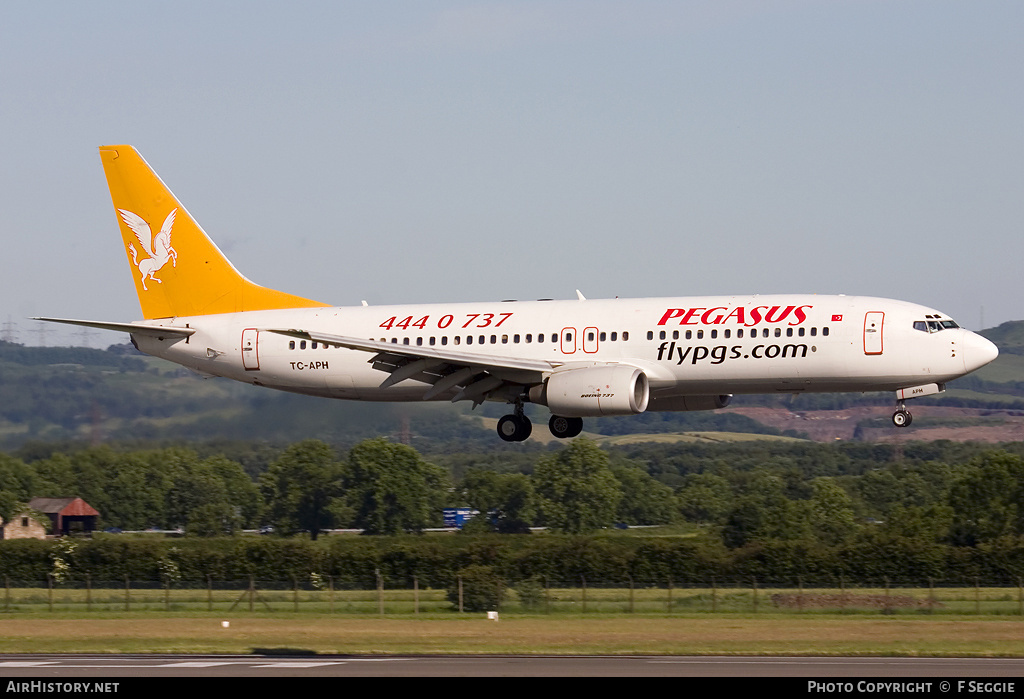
[2,584,1024,656]
[1,615,1023,656]
[5,584,1023,616]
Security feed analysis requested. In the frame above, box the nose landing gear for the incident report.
[892,399,913,427]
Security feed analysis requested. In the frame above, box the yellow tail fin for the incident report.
[100,145,328,319]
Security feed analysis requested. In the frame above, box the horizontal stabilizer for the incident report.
[33,317,196,338]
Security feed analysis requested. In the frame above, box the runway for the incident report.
[1,654,1023,678]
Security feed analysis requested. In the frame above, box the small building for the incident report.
[0,511,49,540]
[26,497,100,537]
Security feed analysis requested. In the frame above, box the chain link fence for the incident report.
[3,576,1024,615]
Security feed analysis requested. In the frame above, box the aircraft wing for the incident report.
[33,317,196,339]
[267,328,561,404]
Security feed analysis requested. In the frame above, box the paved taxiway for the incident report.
[2,655,1023,677]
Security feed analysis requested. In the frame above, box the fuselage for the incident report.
[132,293,998,405]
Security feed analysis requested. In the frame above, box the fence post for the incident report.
[329,575,335,614]
[798,576,804,614]
[667,576,673,614]
[48,574,53,612]
[628,575,634,614]
[928,577,935,614]
[1018,578,1023,617]
[207,575,213,612]
[581,576,587,614]
[751,577,758,614]
[975,577,981,615]
[249,576,255,613]
[544,577,550,615]
[884,577,891,615]
[712,577,717,614]
[414,575,419,615]
[4,576,8,613]
[376,569,384,617]
[293,575,299,613]
[458,576,464,613]
[124,575,130,612]
[86,574,91,612]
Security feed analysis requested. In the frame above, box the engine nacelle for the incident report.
[647,394,732,412]
[531,365,650,417]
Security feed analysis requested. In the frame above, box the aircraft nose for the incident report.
[962,330,999,373]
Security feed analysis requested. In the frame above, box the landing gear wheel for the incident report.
[548,415,584,439]
[497,414,532,442]
[892,410,913,427]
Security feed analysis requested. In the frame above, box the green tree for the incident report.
[532,438,621,533]
[677,472,732,525]
[947,451,1024,545]
[808,477,857,546]
[343,438,450,535]
[460,468,536,533]
[260,440,345,539]
[610,464,677,525]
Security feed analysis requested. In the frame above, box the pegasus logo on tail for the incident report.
[119,208,178,291]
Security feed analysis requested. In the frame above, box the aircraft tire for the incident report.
[497,414,532,442]
[892,410,912,427]
[549,415,583,439]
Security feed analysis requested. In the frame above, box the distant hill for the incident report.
[980,320,1024,356]
[2,320,1023,450]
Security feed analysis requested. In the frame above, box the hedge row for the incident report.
[3,535,1024,587]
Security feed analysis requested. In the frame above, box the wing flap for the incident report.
[267,328,557,403]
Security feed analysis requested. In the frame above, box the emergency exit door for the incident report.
[242,328,260,370]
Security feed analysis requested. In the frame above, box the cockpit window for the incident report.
[915,319,960,333]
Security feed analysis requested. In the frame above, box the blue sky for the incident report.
[1,0,1021,346]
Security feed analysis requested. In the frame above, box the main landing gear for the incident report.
[495,405,584,442]
[548,415,583,439]
[892,399,913,427]
[497,410,532,442]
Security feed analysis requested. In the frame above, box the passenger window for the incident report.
[810,328,817,337]
[697,330,704,340]
[823,327,830,336]
[686,330,692,340]
[289,340,295,350]
[622,331,629,341]
[647,331,654,340]
[711,329,718,339]
[300,340,307,349]
[610,332,617,341]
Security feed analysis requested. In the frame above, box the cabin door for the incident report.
[242,328,260,370]
[863,312,884,355]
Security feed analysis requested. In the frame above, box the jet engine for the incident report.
[530,365,649,417]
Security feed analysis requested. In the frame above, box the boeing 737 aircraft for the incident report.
[38,146,999,442]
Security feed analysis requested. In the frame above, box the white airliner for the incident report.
[38,146,999,442]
